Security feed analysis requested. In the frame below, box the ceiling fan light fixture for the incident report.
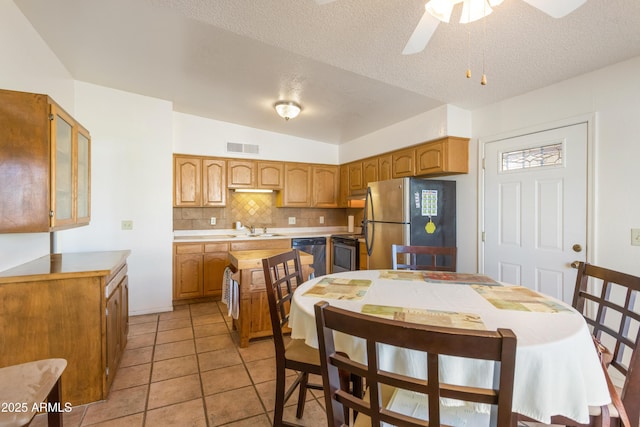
[274,100,301,121]
[425,0,456,23]
[459,0,494,23]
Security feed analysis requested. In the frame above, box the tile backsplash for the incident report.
[173,192,362,230]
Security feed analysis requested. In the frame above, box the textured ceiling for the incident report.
[14,0,640,144]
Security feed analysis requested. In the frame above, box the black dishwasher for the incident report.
[291,237,326,277]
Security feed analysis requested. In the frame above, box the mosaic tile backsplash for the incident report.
[173,192,361,230]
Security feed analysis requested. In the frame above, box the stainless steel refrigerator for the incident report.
[363,177,456,269]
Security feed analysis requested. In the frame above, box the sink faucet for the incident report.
[249,225,256,234]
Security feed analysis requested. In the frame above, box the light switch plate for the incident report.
[210,217,216,225]
[319,216,325,224]
[121,220,133,230]
[632,228,640,246]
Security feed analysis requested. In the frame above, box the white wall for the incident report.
[173,112,339,164]
[473,56,640,276]
[58,82,175,315]
[0,0,75,271]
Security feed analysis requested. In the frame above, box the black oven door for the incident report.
[332,242,357,272]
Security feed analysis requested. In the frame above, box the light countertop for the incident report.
[173,227,360,242]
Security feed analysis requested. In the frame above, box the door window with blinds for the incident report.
[500,142,564,172]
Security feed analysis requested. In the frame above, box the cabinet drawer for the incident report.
[204,242,229,252]
[175,243,204,254]
[230,239,291,251]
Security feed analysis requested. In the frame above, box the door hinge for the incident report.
[49,113,54,121]
[106,367,109,377]
[105,307,109,316]
[482,158,486,169]
[49,210,54,218]
[482,231,486,242]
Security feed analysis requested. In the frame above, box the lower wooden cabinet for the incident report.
[173,242,229,301]
[0,251,130,405]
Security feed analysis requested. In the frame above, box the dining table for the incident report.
[288,269,611,424]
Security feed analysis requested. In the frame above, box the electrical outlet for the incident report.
[632,228,640,246]
[288,217,296,225]
[319,216,325,224]
[210,217,216,225]
[121,220,133,230]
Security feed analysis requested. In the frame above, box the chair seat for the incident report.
[285,338,321,366]
[0,358,67,427]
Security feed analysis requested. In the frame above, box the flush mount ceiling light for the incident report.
[274,100,301,121]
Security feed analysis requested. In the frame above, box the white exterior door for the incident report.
[482,123,588,303]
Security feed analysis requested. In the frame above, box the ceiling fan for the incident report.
[314,0,587,55]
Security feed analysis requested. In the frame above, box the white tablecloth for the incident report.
[288,270,611,424]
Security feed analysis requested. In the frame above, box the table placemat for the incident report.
[362,304,486,330]
[379,270,500,285]
[302,277,372,300]
[472,285,573,313]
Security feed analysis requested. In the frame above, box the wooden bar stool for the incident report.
[0,358,67,427]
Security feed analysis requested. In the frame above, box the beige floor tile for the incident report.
[83,413,144,427]
[30,405,86,427]
[153,339,196,361]
[82,385,147,425]
[220,414,272,427]
[245,358,277,384]
[205,386,265,426]
[190,302,220,317]
[144,398,207,427]
[152,354,199,382]
[237,339,275,362]
[120,346,154,368]
[281,399,328,427]
[147,374,202,410]
[158,317,193,332]
[126,332,156,349]
[254,376,315,413]
[193,322,230,338]
[128,313,159,325]
[128,322,158,336]
[192,312,227,326]
[198,347,242,372]
[156,326,194,344]
[111,363,151,391]
[201,364,252,396]
[159,308,192,321]
[195,334,236,353]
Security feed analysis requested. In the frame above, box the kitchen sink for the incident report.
[246,233,281,237]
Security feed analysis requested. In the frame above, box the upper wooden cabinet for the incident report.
[257,161,284,189]
[174,155,226,207]
[0,89,91,232]
[415,136,469,176]
[362,158,379,189]
[312,165,340,208]
[392,147,416,178]
[348,162,364,193]
[277,163,312,207]
[378,154,393,181]
[227,159,283,189]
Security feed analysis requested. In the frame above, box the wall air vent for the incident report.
[227,142,259,155]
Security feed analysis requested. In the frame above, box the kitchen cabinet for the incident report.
[362,158,379,189]
[348,162,364,193]
[359,240,369,270]
[174,155,226,207]
[257,161,284,189]
[173,242,229,301]
[0,88,91,232]
[414,136,469,176]
[338,164,350,207]
[227,242,312,347]
[276,163,312,207]
[392,147,416,178]
[0,251,130,405]
[378,154,393,181]
[312,165,339,208]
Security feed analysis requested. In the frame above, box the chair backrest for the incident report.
[314,301,517,427]
[262,249,305,360]
[572,262,640,427]
[391,244,457,271]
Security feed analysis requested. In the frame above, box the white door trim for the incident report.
[477,113,597,274]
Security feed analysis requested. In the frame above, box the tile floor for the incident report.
[31,300,328,427]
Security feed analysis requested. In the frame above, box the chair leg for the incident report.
[46,377,63,427]
[273,367,287,427]
[295,372,309,419]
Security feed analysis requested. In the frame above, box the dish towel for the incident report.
[222,266,239,319]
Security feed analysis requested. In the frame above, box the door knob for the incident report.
[571,261,581,269]
[572,244,582,252]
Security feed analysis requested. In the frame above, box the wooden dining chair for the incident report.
[314,300,518,427]
[262,249,362,427]
[391,244,457,271]
[519,262,640,427]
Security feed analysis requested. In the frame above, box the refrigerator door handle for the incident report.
[364,186,375,256]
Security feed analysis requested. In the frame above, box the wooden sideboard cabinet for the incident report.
[0,88,91,232]
[0,251,130,405]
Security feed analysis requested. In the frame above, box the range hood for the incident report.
[347,191,366,208]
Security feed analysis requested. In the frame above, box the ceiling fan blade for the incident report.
[402,10,441,55]
[521,0,587,18]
